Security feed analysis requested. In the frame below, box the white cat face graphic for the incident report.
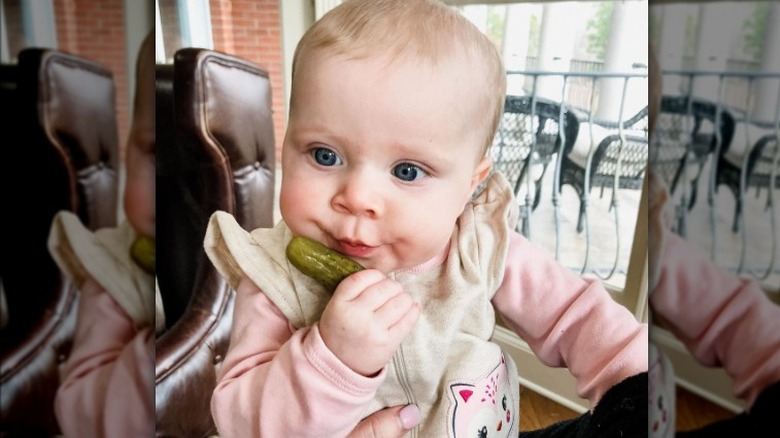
[449,355,514,438]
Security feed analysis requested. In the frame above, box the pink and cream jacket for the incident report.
[204,172,647,437]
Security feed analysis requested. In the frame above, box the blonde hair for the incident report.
[291,0,506,156]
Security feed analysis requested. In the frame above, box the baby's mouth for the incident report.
[334,239,376,259]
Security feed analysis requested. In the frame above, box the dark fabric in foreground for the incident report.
[518,372,648,438]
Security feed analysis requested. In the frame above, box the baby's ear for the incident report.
[470,157,493,193]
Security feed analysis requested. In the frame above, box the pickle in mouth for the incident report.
[286,236,365,293]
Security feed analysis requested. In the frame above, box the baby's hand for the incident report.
[318,269,420,376]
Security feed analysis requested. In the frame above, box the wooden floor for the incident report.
[519,386,580,431]
[519,385,737,433]
[674,386,736,432]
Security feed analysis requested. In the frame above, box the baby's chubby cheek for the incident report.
[125,191,155,238]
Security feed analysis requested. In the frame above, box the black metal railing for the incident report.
[490,69,648,286]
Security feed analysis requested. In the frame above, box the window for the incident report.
[452,1,650,297]
[0,0,57,63]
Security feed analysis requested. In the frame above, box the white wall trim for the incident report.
[314,0,342,21]
[22,0,57,49]
[0,0,9,62]
[177,0,213,49]
[279,0,314,126]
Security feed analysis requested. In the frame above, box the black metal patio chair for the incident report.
[716,121,779,233]
[559,106,649,233]
[489,94,579,235]
[649,95,735,235]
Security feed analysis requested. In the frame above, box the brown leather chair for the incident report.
[155,48,276,438]
[0,49,119,436]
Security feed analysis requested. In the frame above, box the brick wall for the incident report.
[210,0,286,165]
[53,0,130,161]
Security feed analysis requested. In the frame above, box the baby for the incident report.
[204,0,647,436]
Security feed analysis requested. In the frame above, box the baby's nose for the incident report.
[332,175,383,218]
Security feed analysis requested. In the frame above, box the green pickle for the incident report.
[286,236,365,293]
[130,235,155,275]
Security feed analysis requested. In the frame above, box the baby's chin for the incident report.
[366,254,439,276]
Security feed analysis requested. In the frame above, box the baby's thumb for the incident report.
[348,404,421,438]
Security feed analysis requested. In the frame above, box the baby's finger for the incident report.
[387,301,420,339]
[374,293,417,329]
[332,269,386,301]
[354,279,404,310]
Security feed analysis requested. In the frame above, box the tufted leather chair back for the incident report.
[155,48,276,438]
[0,49,119,437]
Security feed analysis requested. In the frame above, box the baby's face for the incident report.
[280,53,491,273]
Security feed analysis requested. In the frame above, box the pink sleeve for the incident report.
[651,230,780,407]
[492,232,648,409]
[54,277,154,437]
[211,277,386,438]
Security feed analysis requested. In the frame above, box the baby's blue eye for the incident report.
[312,147,342,166]
[392,163,427,181]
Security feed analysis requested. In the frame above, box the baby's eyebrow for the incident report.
[288,123,345,146]
[388,138,441,155]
